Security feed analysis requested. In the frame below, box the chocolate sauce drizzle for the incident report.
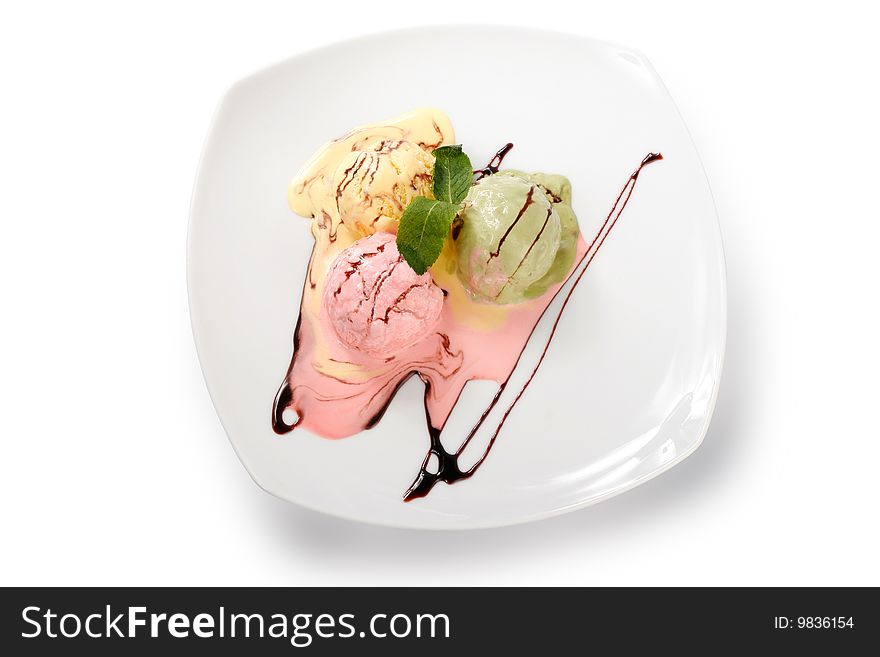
[474,142,514,180]
[417,120,445,151]
[495,205,554,299]
[272,314,303,434]
[403,152,664,500]
[487,184,536,263]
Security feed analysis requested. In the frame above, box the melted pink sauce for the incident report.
[274,235,588,439]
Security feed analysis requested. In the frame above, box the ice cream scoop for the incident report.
[323,232,444,356]
[332,139,434,236]
[496,171,580,300]
[453,172,577,304]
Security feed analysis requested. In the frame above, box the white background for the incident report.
[2,1,878,586]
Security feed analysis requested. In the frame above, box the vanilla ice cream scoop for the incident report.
[332,139,434,236]
[323,232,444,356]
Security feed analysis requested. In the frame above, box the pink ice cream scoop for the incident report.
[323,232,444,356]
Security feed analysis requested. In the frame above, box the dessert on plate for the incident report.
[272,108,660,500]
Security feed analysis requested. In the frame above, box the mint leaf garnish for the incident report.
[432,145,473,204]
[396,144,475,273]
[396,196,460,275]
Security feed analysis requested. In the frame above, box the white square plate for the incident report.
[188,25,726,529]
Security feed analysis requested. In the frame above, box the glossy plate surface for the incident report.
[188,26,726,529]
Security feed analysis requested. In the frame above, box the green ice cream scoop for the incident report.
[453,171,579,304]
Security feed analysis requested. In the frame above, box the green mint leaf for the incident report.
[396,196,460,275]
[432,145,473,204]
